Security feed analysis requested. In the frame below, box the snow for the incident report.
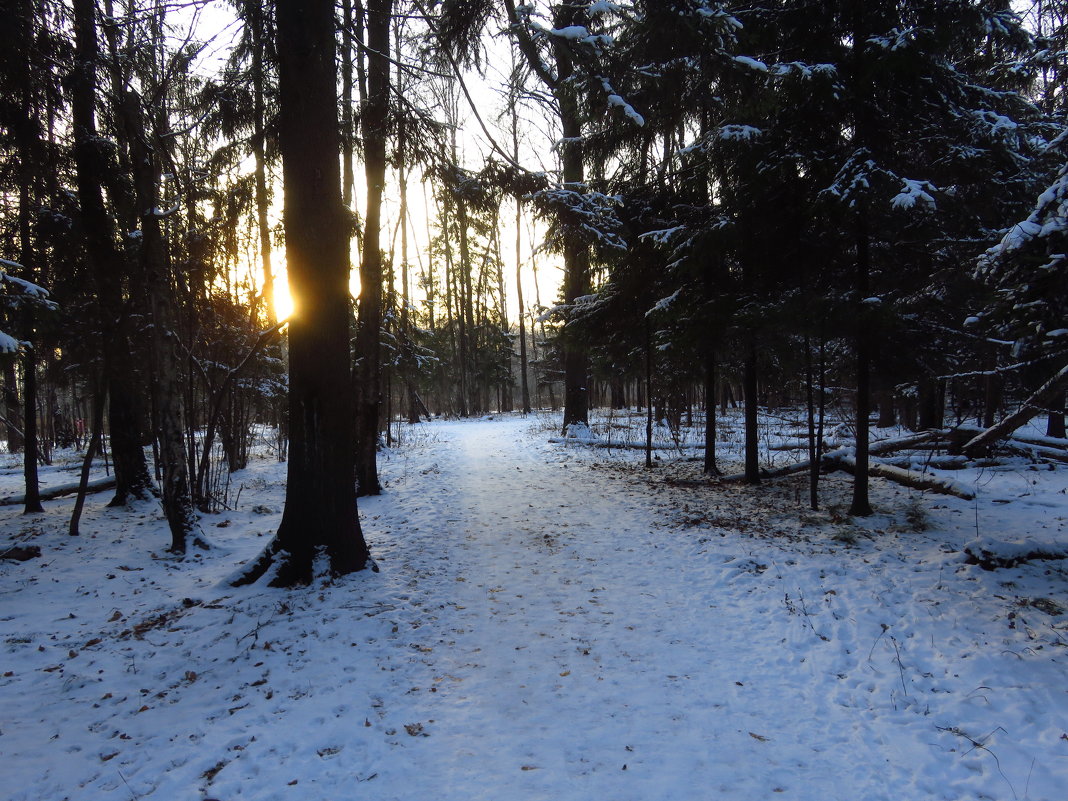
[605,92,645,126]
[2,413,1067,800]
[549,25,590,40]
[891,178,937,210]
[0,331,22,353]
[719,123,762,141]
[646,288,681,316]
[733,55,768,72]
[587,1,622,16]
[0,261,53,300]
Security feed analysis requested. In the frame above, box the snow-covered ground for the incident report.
[1,413,1066,800]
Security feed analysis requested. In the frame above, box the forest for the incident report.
[2,2,1068,798]
[0,0,1066,575]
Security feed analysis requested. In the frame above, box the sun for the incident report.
[273,280,295,321]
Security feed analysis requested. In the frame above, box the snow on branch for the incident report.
[719,124,762,141]
[0,260,53,301]
[646,289,681,317]
[979,162,1068,267]
[771,61,837,80]
[599,77,644,126]
[0,332,23,354]
[890,178,938,210]
[733,55,768,72]
[822,151,879,207]
[0,259,57,354]
[531,184,627,253]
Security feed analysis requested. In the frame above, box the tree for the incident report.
[237,0,371,585]
[70,0,155,507]
[354,0,391,497]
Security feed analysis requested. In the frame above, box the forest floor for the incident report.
[1,411,1067,801]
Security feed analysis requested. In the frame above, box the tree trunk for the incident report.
[250,0,275,322]
[743,336,760,484]
[118,87,197,552]
[1047,390,1066,439]
[14,0,41,513]
[515,198,531,414]
[21,351,42,513]
[238,0,370,585]
[703,349,719,475]
[353,0,390,496]
[70,0,153,508]
[850,212,873,516]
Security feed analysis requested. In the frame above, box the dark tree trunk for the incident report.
[849,1,873,517]
[703,349,720,476]
[239,0,370,585]
[875,387,896,428]
[1047,391,1066,439]
[119,88,197,552]
[14,0,41,513]
[917,377,944,430]
[21,351,42,513]
[645,316,653,469]
[250,0,275,322]
[70,0,153,507]
[515,208,531,415]
[983,369,1002,428]
[850,212,873,517]
[353,0,390,496]
[743,337,760,484]
[558,92,590,433]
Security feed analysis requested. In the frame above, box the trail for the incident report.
[357,418,900,801]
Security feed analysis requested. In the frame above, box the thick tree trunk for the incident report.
[70,0,153,507]
[353,0,390,496]
[238,0,370,585]
[917,377,944,430]
[553,2,591,434]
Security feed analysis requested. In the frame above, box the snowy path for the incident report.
[349,419,1030,801]
[2,415,1066,801]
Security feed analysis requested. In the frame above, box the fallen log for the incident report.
[718,430,947,483]
[827,452,976,500]
[1010,432,1068,451]
[1002,441,1068,465]
[548,437,700,450]
[963,362,1068,455]
[0,475,117,507]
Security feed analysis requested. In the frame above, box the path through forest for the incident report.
[350,417,1034,801]
[3,415,1066,801]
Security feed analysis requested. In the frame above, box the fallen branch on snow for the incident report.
[0,475,117,506]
